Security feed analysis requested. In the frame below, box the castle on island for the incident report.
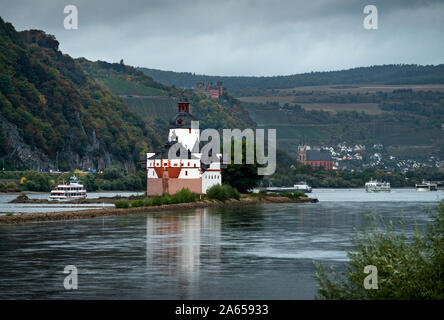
[143,102,223,195]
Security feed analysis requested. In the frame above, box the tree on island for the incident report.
[222,140,262,193]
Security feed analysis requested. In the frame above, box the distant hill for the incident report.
[139,64,444,96]
[140,65,444,160]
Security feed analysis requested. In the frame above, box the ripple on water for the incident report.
[244,249,349,261]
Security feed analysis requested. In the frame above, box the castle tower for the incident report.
[298,145,307,163]
[217,81,223,96]
[168,102,199,152]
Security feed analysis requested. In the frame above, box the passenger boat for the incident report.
[265,181,312,193]
[415,180,438,191]
[365,179,391,192]
[49,175,87,201]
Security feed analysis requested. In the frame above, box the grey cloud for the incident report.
[0,0,443,75]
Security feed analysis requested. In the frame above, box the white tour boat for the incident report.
[365,179,391,192]
[49,175,87,201]
[415,180,438,191]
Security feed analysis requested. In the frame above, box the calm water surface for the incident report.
[0,189,442,299]
[0,192,143,214]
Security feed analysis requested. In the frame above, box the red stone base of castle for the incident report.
[147,178,202,195]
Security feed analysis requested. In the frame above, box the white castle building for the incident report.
[144,102,222,195]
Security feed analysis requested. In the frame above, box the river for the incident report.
[0,191,144,214]
[0,189,442,299]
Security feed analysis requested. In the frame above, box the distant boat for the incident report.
[365,179,390,192]
[293,181,312,193]
[265,181,312,193]
[49,175,87,201]
[415,180,438,191]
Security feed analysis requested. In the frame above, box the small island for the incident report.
[1,187,317,224]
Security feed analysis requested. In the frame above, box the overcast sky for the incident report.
[1,0,443,76]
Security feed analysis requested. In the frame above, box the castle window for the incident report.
[185,171,188,176]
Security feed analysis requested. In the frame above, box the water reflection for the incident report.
[145,208,221,298]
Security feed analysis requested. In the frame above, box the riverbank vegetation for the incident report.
[0,166,146,192]
[315,201,444,299]
[206,184,240,201]
[112,185,312,209]
[115,188,198,208]
[114,186,242,208]
[251,190,308,200]
[2,162,442,194]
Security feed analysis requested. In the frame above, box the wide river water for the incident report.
[0,189,443,299]
[0,191,144,214]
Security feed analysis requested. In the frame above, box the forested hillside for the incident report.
[78,59,255,132]
[0,17,162,171]
[244,99,443,159]
[140,64,444,96]
[0,17,255,171]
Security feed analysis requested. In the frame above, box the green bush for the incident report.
[315,201,444,300]
[0,182,6,192]
[281,191,307,199]
[206,184,226,201]
[143,197,153,206]
[223,184,240,200]
[171,188,196,203]
[115,199,130,208]
[17,192,29,200]
[160,194,172,205]
[21,171,51,192]
[142,189,197,206]
[102,166,125,180]
[6,182,19,192]
[206,184,240,202]
[131,200,144,208]
[24,180,39,191]
[150,195,162,206]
